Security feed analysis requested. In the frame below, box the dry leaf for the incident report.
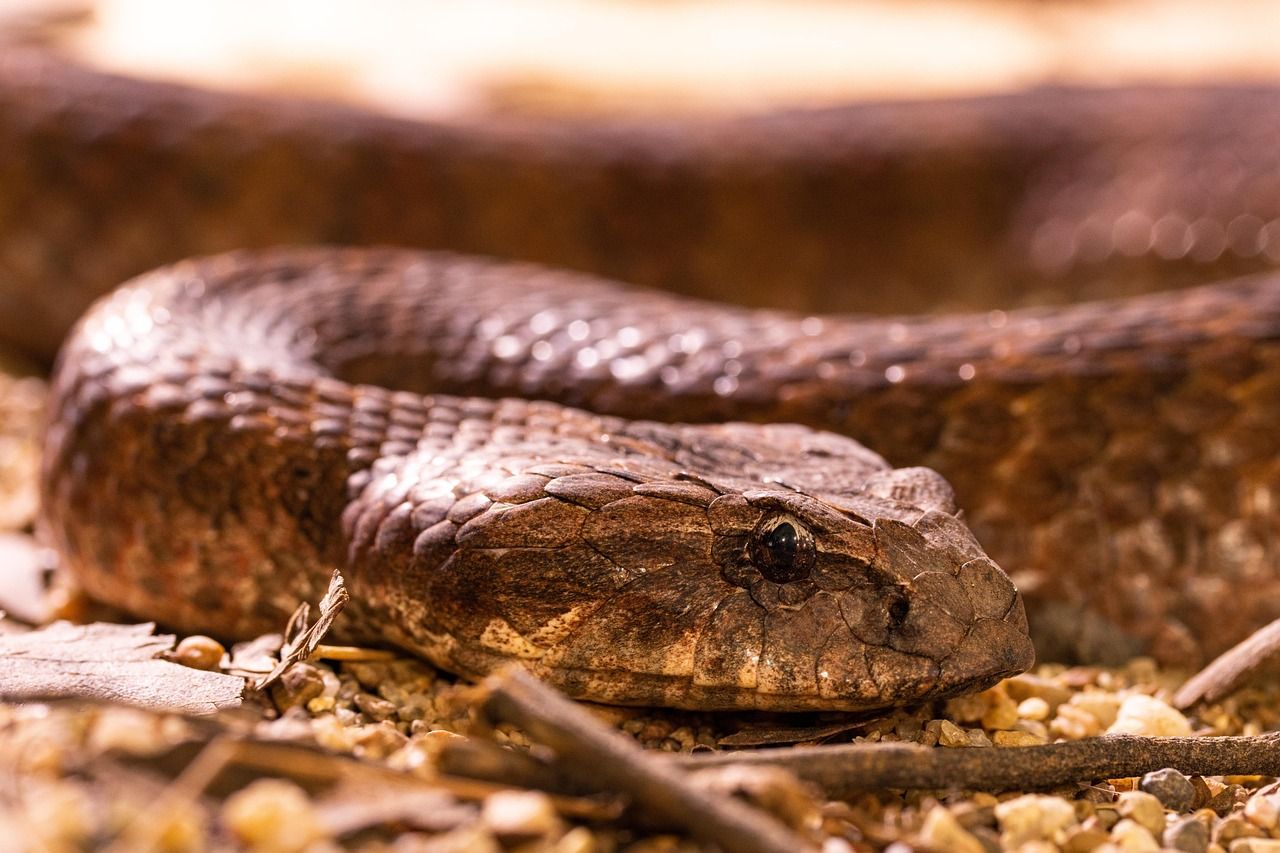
[253,569,349,691]
[0,621,244,713]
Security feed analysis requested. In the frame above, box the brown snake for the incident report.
[12,46,1280,708]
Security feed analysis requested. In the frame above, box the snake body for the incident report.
[15,46,1280,707]
[42,249,1033,710]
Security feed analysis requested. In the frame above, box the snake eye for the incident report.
[751,515,815,583]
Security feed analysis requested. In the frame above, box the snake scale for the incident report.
[12,45,1280,709]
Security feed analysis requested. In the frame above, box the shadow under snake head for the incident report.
[355,417,1034,712]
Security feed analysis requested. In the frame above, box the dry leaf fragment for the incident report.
[253,569,349,692]
[0,621,244,713]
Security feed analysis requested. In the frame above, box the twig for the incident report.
[135,735,621,822]
[102,736,238,853]
[310,644,397,662]
[671,733,1280,797]
[436,737,592,796]
[477,666,817,853]
[1174,618,1280,708]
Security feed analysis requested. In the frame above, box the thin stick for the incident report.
[478,666,817,853]
[672,733,1280,797]
[1174,618,1280,708]
[216,738,622,821]
[101,736,237,853]
[436,737,590,795]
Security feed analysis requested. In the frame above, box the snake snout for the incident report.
[870,512,1035,701]
[693,502,1033,711]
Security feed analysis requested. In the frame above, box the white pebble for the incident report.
[482,790,563,841]
[995,793,1078,847]
[1106,694,1192,737]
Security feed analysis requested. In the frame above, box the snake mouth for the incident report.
[421,498,1035,712]
[526,576,1030,713]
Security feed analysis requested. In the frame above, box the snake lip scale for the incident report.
[40,247,1034,712]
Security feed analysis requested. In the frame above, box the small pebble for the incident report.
[1163,815,1210,853]
[1016,696,1050,722]
[345,661,391,689]
[1069,691,1122,730]
[1192,776,1218,809]
[23,781,94,850]
[1014,841,1060,853]
[993,730,1047,747]
[967,825,1002,852]
[945,692,988,724]
[1244,792,1280,831]
[949,799,996,830]
[222,779,328,853]
[310,714,356,752]
[994,793,1078,847]
[1052,702,1103,739]
[1210,786,1250,817]
[354,691,397,722]
[1061,824,1110,852]
[1215,814,1265,845]
[980,685,1020,730]
[396,691,438,723]
[352,722,409,760]
[482,790,564,841]
[1141,768,1197,812]
[1014,719,1051,740]
[690,765,815,829]
[1094,806,1121,830]
[1230,840,1280,853]
[1118,790,1167,836]
[919,805,986,853]
[1004,673,1074,708]
[172,635,225,671]
[1110,817,1160,851]
[87,706,177,756]
[937,719,971,747]
[1106,694,1192,737]
[555,826,598,853]
[271,663,325,712]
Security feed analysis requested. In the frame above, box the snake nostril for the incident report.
[888,595,910,627]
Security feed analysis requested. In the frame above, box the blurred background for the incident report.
[8,0,1280,118]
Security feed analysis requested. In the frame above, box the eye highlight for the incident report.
[751,514,815,583]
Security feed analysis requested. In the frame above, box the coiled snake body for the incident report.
[42,249,1033,710]
[14,47,1280,709]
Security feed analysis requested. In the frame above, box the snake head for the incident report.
[593,482,1033,712]
[686,488,1034,711]
[348,413,1032,711]
[390,439,1034,711]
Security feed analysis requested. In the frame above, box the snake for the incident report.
[13,43,1280,709]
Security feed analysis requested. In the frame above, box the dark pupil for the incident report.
[760,522,806,582]
[766,523,797,564]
